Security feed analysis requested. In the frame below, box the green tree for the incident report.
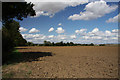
[44,40,51,46]
[52,42,55,46]
[69,42,74,46]
[2,2,36,23]
[60,41,63,46]
[89,43,94,46]
[99,44,105,46]
[66,42,70,46]
[2,21,28,63]
[3,20,27,46]
[27,42,34,46]
[2,2,36,64]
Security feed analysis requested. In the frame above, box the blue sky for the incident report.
[18,0,119,44]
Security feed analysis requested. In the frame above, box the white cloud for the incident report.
[87,28,105,36]
[68,0,118,20]
[25,0,88,18]
[58,23,62,26]
[57,35,67,40]
[81,28,119,42]
[70,35,76,39]
[19,27,28,32]
[106,14,120,23]
[40,36,46,39]
[111,37,118,40]
[75,29,87,33]
[82,36,90,40]
[105,30,111,36]
[22,34,44,39]
[49,27,54,32]
[83,36,102,40]
[112,29,119,33]
[75,30,79,33]
[29,28,40,33]
[22,27,118,44]
[92,36,102,40]
[48,35,54,38]
[75,29,87,35]
[22,33,46,43]
[92,28,99,33]
[56,27,65,33]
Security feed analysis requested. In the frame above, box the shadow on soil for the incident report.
[3,51,53,65]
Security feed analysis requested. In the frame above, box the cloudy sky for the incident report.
[18,0,119,44]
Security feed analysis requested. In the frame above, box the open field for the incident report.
[2,46,118,78]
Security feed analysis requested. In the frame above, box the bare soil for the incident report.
[2,46,118,78]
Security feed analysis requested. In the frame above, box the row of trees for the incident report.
[43,41,94,46]
[26,41,106,46]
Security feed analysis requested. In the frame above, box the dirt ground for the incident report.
[2,46,118,78]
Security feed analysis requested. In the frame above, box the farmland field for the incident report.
[2,46,118,78]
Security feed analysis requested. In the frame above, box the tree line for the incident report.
[26,41,106,46]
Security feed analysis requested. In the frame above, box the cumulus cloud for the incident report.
[68,0,118,20]
[57,35,67,40]
[92,28,99,33]
[106,14,120,23]
[75,29,87,35]
[80,28,119,42]
[87,28,105,36]
[70,35,76,39]
[82,36,90,40]
[22,34,46,39]
[19,27,28,32]
[25,0,88,18]
[112,29,119,33]
[58,23,62,26]
[111,37,118,40]
[29,28,40,33]
[22,27,118,44]
[48,35,54,38]
[105,30,111,36]
[49,27,54,32]
[83,36,102,40]
[56,27,65,33]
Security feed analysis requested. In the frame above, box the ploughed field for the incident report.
[3,46,118,78]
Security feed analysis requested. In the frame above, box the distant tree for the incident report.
[27,42,34,46]
[60,41,64,46]
[69,42,74,46]
[89,43,94,46]
[66,42,70,46]
[39,44,43,46]
[99,44,105,46]
[56,42,60,46]
[63,43,67,46]
[52,42,55,46]
[44,40,51,46]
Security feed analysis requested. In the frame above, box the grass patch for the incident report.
[2,64,8,69]
[27,70,32,75]
[3,49,22,65]
[13,49,19,53]
[3,71,14,78]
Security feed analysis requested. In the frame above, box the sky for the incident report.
[17,0,119,44]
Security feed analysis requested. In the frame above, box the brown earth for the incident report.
[2,46,118,78]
